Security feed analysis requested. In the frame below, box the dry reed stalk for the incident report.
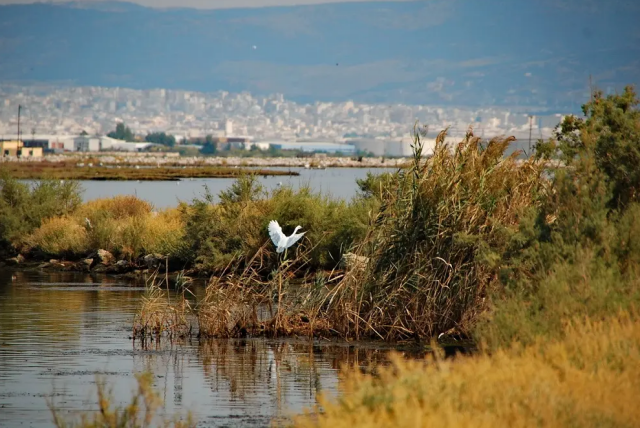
[132,269,193,340]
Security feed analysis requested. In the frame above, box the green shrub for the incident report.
[178,175,373,273]
[475,86,640,349]
[0,172,82,253]
[475,249,640,349]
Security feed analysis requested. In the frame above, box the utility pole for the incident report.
[17,104,22,142]
[528,115,533,153]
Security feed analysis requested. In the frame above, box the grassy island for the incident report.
[0,161,298,181]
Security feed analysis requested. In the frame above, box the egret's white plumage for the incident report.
[268,220,305,253]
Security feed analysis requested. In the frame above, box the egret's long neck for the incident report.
[293,226,301,234]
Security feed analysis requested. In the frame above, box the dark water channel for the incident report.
[0,269,397,427]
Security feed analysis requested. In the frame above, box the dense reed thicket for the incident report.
[305,126,547,341]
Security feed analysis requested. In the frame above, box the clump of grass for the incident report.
[26,216,89,257]
[292,310,640,428]
[133,271,193,340]
[312,126,546,340]
[26,196,186,260]
[196,268,264,338]
[76,195,153,220]
[48,372,196,427]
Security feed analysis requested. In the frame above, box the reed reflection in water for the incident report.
[0,269,393,427]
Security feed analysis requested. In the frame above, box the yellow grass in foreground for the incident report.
[292,311,640,428]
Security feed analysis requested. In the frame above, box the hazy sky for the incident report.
[0,0,416,9]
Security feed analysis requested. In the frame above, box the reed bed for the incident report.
[126,126,549,342]
[307,126,547,340]
[132,270,194,340]
[292,310,640,428]
[196,244,334,339]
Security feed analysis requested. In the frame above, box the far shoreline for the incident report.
[0,152,411,171]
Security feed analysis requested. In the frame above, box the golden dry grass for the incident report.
[26,216,89,255]
[26,196,185,259]
[292,311,640,428]
[76,195,153,219]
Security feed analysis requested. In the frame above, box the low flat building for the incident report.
[73,136,102,152]
[0,140,21,157]
[0,140,43,158]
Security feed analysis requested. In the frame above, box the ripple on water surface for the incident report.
[0,269,392,427]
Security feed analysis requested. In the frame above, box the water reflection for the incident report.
[0,268,394,427]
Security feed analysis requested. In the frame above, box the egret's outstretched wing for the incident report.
[285,232,306,249]
[268,220,284,247]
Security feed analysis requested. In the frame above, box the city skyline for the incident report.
[0,83,564,150]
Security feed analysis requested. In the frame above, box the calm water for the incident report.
[77,167,399,208]
[0,269,393,427]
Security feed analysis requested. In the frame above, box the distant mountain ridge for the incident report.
[0,0,638,109]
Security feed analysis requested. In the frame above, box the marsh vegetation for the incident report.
[3,86,640,427]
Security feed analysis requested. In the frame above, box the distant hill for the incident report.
[0,0,638,108]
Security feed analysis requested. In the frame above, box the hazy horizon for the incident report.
[0,0,417,9]
[0,0,637,109]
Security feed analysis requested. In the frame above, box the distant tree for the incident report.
[107,122,135,141]
[79,130,88,136]
[145,132,176,147]
[200,135,217,155]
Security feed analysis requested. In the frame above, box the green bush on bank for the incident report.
[0,173,82,255]
[474,85,640,349]
[177,175,375,273]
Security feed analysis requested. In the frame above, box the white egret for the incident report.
[268,220,305,254]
